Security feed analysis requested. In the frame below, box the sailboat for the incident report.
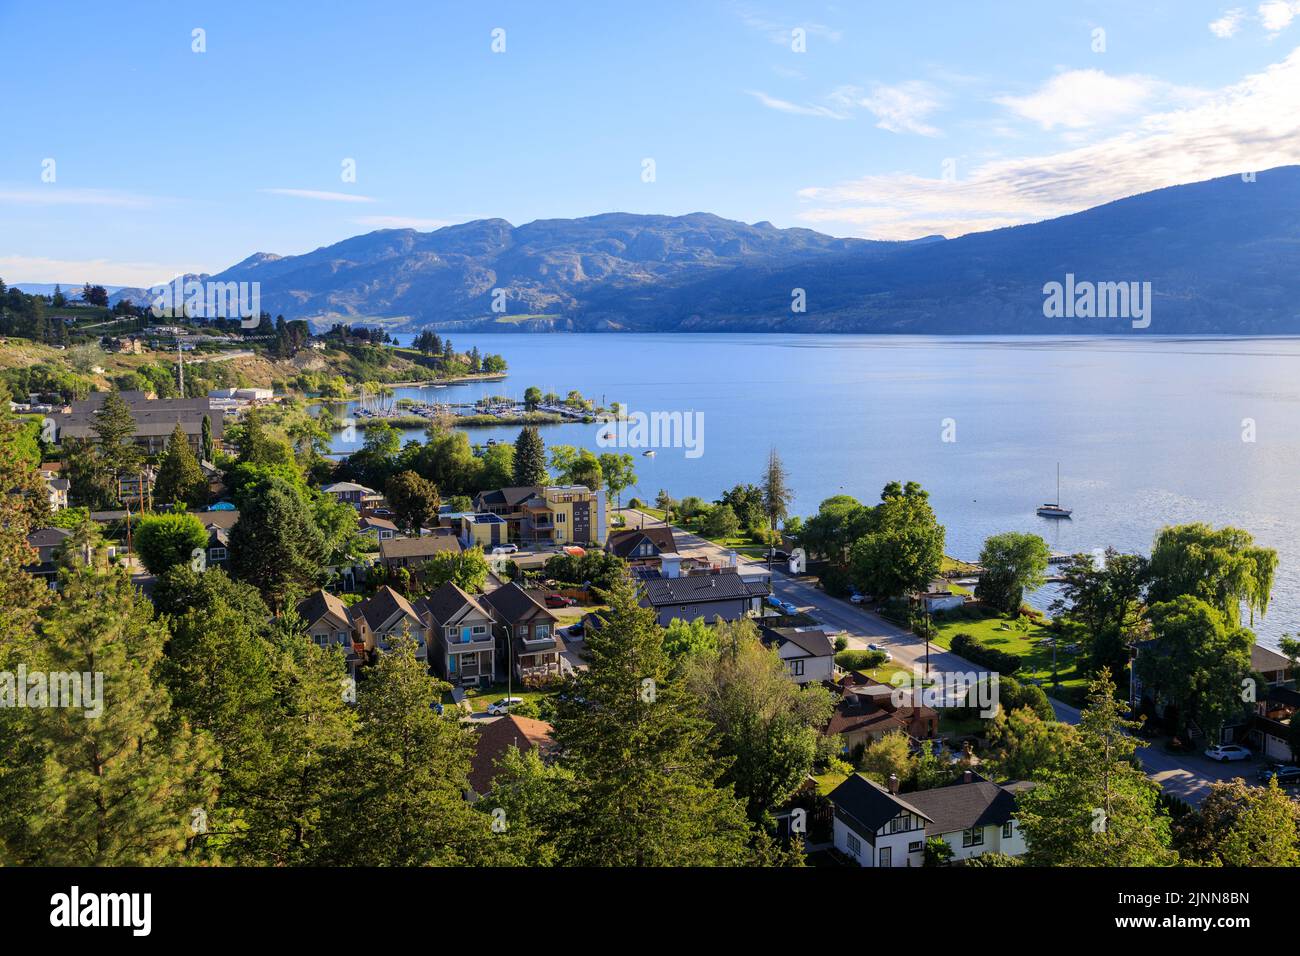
[1036,463,1073,518]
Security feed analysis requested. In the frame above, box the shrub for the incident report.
[951,632,1022,675]
[835,649,888,671]
[820,564,855,598]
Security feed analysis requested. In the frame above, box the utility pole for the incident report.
[177,339,184,396]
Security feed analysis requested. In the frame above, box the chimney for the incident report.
[887,773,900,794]
[962,770,973,784]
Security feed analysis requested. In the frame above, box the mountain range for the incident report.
[103,167,1300,335]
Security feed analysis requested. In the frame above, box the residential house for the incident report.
[468,714,556,798]
[482,582,565,684]
[826,674,939,753]
[351,585,426,660]
[322,481,382,511]
[638,569,770,626]
[39,463,69,512]
[1248,685,1299,761]
[419,581,497,687]
[518,485,607,547]
[359,515,398,541]
[54,391,223,456]
[759,625,836,685]
[25,527,73,584]
[828,771,1028,867]
[295,589,361,664]
[472,485,542,540]
[606,525,678,570]
[379,533,462,572]
[203,524,230,570]
[458,512,508,551]
[1252,644,1293,688]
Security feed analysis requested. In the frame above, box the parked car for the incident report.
[849,592,868,604]
[487,697,524,716]
[545,593,576,608]
[766,594,783,609]
[1257,764,1300,784]
[567,621,585,637]
[780,601,799,615]
[491,544,519,554]
[1204,744,1252,762]
[766,549,790,563]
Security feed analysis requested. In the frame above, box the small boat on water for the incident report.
[642,449,656,457]
[1036,463,1072,518]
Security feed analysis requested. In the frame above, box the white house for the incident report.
[829,772,1029,867]
[759,625,836,685]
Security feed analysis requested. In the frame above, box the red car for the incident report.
[545,594,576,608]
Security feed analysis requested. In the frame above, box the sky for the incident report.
[2,0,1299,286]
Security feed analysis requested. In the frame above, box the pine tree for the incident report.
[513,426,547,486]
[93,390,143,484]
[552,578,754,865]
[6,559,217,865]
[154,422,208,508]
[762,447,792,536]
[310,635,503,865]
[228,477,326,609]
[200,414,214,464]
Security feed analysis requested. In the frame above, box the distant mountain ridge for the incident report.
[110,168,1300,334]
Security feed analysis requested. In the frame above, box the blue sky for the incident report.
[2,0,1299,285]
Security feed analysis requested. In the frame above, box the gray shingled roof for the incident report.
[760,625,834,659]
[482,582,557,624]
[904,779,1020,836]
[828,774,933,832]
[419,581,492,625]
[639,570,767,606]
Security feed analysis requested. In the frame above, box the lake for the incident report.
[329,333,1300,647]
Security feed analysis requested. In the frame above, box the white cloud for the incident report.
[261,188,376,203]
[1210,8,1247,37]
[0,254,206,287]
[827,81,944,136]
[796,46,1300,240]
[996,69,1203,130]
[1259,1,1300,32]
[0,186,157,208]
[737,9,841,45]
[352,215,455,230]
[746,90,846,119]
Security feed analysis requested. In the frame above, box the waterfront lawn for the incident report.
[926,605,1090,706]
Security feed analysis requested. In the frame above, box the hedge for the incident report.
[950,632,1022,675]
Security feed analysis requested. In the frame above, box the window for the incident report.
[878,846,891,867]
[846,832,861,857]
[535,625,550,639]
[557,513,566,523]
[313,634,328,647]
[962,827,985,848]
[908,841,923,854]
[209,547,227,562]
[791,659,805,676]
[1002,822,1013,839]
[472,624,487,636]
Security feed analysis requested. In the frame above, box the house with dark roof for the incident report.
[828,771,1028,867]
[760,625,836,684]
[606,525,678,570]
[482,582,565,684]
[296,589,358,660]
[468,714,556,798]
[638,569,770,626]
[351,585,426,660]
[379,532,463,572]
[418,582,496,687]
[25,527,73,583]
[472,485,542,539]
[359,515,398,540]
[826,674,939,752]
[55,392,223,456]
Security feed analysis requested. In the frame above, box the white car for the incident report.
[849,592,868,604]
[486,697,524,716]
[1204,744,1251,762]
[491,544,519,555]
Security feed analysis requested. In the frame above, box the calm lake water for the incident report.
[331,333,1300,647]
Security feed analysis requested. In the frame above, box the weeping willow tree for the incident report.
[1147,523,1277,627]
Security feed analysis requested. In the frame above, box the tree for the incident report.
[1051,548,1149,676]
[385,470,440,535]
[701,503,741,540]
[761,448,793,535]
[311,636,501,865]
[134,511,209,575]
[849,482,945,600]
[1148,523,1277,627]
[1015,670,1175,866]
[362,420,401,459]
[569,450,602,492]
[985,706,1076,780]
[1173,778,1300,866]
[2,559,217,864]
[419,547,490,593]
[801,495,868,567]
[663,617,718,658]
[93,389,143,485]
[154,422,208,508]
[551,578,753,865]
[523,386,543,412]
[200,414,214,462]
[479,442,515,490]
[976,532,1050,614]
[229,477,327,608]
[1138,595,1253,738]
[513,427,547,486]
[858,731,914,787]
[924,835,955,866]
[598,452,636,511]
[682,618,835,823]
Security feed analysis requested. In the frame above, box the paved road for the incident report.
[621,508,1250,805]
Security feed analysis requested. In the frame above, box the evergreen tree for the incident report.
[1016,670,1175,866]
[229,477,326,609]
[154,422,208,508]
[200,414,214,463]
[761,447,792,536]
[551,578,753,865]
[513,426,547,486]
[92,390,143,486]
[311,635,502,865]
[4,559,217,864]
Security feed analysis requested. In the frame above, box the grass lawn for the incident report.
[811,770,849,796]
[446,682,555,714]
[926,605,1090,706]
